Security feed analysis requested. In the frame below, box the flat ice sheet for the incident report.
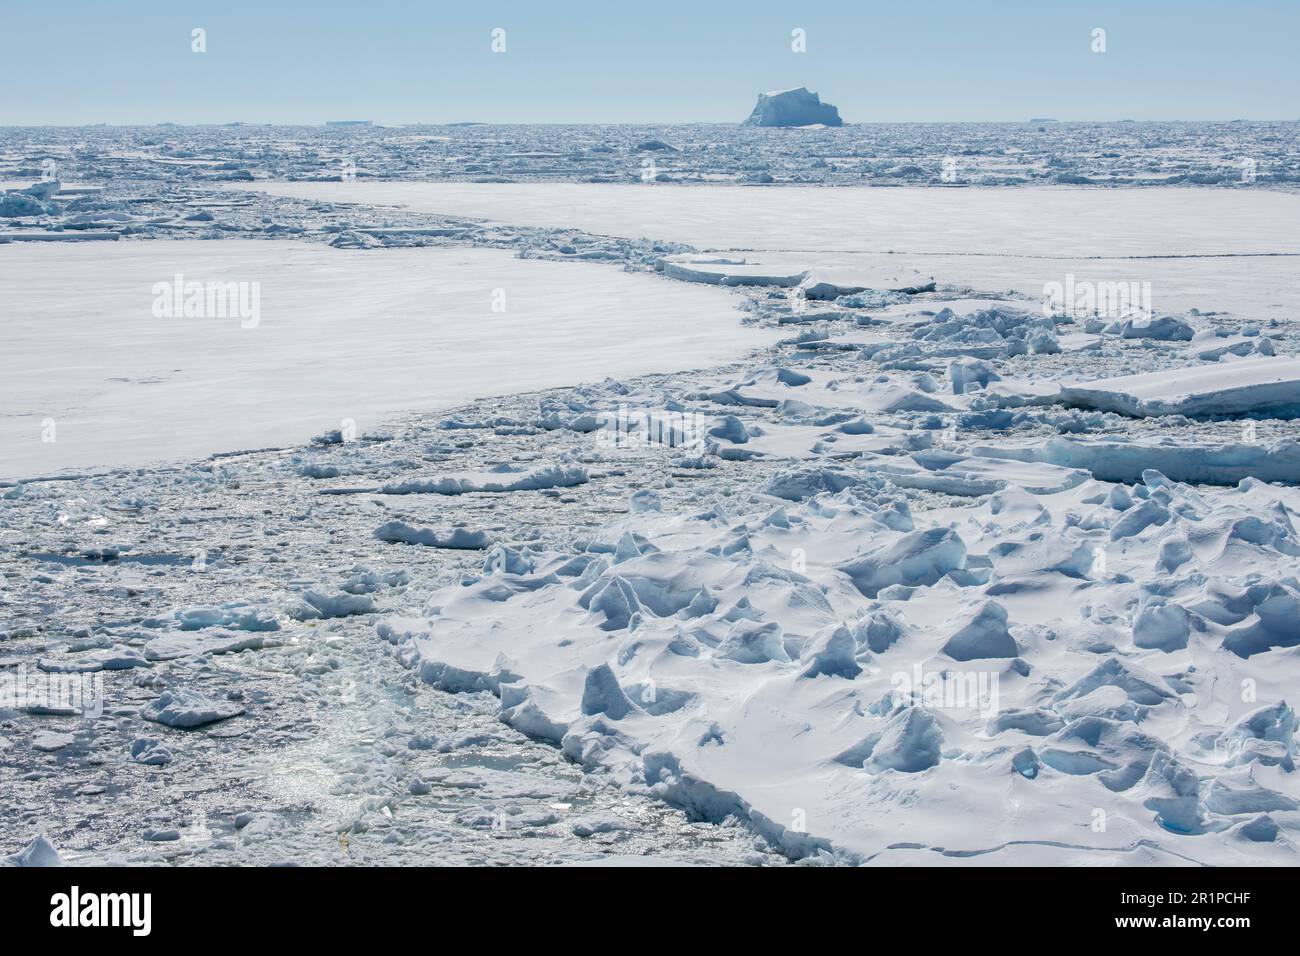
[240,182,1300,257]
[242,183,1300,321]
[1059,356,1300,417]
[0,241,776,480]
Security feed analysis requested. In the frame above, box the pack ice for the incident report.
[7,123,1300,867]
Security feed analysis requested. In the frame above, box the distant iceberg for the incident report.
[743,87,843,127]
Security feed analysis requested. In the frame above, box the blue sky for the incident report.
[4,0,1297,125]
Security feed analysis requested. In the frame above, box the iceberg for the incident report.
[743,87,843,127]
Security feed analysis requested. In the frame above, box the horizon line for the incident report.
[4,118,1300,130]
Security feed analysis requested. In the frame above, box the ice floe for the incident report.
[1061,357,1300,417]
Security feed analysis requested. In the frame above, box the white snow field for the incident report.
[0,241,776,480]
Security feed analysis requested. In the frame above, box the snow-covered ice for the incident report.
[0,241,775,480]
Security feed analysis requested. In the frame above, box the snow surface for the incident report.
[0,241,776,480]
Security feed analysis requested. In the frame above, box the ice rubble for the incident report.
[743,88,844,128]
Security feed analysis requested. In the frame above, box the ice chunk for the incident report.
[941,602,1019,660]
[1139,751,1206,834]
[142,688,244,728]
[375,521,491,549]
[861,451,1088,497]
[295,590,377,619]
[144,630,277,661]
[580,664,637,719]
[0,189,59,217]
[715,620,789,664]
[949,357,1002,395]
[866,707,944,773]
[763,465,861,500]
[2,835,63,867]
[1119,314,1195,341]
[1132,601,1191,651]
[130,737,174,765]
[838,527,967,598]
[801,625,863,679]
[32,732,75,752]
[170,603,280,632]
[581,575,644,632]
[571,815,631,837]
[1109,500,1170,540]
